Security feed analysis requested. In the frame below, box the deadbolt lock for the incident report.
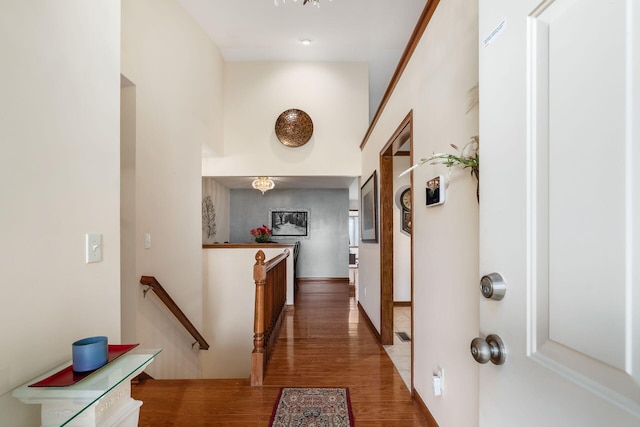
[480,272,506,300]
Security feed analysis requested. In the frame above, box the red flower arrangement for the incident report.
[250,225,272,243]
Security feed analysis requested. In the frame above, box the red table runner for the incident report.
[29,344,139,387]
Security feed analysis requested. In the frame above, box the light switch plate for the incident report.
[86,233,102,263]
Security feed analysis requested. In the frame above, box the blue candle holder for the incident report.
[72,336,108,372]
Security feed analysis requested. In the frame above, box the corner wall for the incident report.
[121,0,224,379]
[202,178,231,245]
[358,0,480,425]
[0,1,121,424]
[202,246,295,378]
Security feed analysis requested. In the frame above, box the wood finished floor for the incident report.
[132,280,430,426]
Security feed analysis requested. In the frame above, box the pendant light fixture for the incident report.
[252,177,275,194]
[274,0,330,7]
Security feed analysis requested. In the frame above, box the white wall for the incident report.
[202,178,231,244]
[393,156,411,302]
[359,0,480,425]
[121,0,224,379]
[0,1,121,424]
[202,62,367,177]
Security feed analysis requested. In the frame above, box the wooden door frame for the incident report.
[379,111,413,347]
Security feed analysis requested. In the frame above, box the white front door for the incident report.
[479,0,640,425]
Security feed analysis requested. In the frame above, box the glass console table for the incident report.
[12,348,161,427]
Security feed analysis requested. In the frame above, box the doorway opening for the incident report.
[380,111,413,391]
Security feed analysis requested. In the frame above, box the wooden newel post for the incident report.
[251,250,266,386]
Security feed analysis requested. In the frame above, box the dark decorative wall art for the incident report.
[274,109,313,147]
[202,195,217,239]
[269,209,309,238]
[360,171,378,243]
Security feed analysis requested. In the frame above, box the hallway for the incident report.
[384,306,412,389]
[132,280,431,426]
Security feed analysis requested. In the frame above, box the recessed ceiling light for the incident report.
[300,39,312,45]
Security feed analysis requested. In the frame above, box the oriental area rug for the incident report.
[269,387,354,427]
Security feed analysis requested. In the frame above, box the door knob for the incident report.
[470,334,506,365]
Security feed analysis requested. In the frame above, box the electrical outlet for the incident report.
[432,366,444,396]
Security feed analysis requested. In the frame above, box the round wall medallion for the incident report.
[275,108,313,147]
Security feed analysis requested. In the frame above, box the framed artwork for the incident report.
[360,171,378,243]
[269,209,309,238]
[426,175,445,207]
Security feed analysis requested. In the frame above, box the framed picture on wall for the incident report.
[360,171,378,243]
[269,209,309,238]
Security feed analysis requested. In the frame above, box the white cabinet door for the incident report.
[478,0,640,425]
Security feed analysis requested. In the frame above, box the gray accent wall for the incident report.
[230,189,349,278]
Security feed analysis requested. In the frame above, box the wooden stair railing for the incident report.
[251,249,290,386]
[140,276,210,350]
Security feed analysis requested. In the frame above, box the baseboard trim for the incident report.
[296,277,349,284]
[394,301,411,307]
[413,388,439,427]
[357,301,381,343]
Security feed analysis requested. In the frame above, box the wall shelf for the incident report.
[13,348,161,427]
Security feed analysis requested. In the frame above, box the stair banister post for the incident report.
[251,250,266,386]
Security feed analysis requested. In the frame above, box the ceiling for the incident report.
[177,0,426,120]
[206,175,356,190]
[206,176,361,200]
[179,0,426,193]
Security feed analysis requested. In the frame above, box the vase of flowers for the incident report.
[250,225,272,243]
